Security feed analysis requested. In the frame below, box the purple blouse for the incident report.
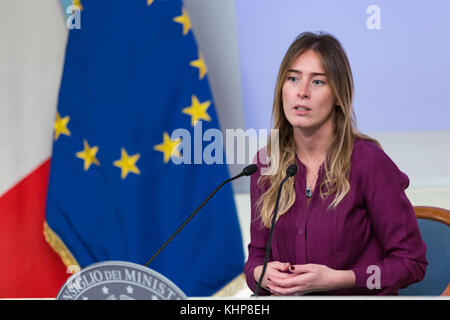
[244,138,427,295]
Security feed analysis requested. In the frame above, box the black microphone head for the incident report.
[242,164,258,176]
[286,164,298,177]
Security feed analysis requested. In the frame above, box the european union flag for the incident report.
[46,0,244,296]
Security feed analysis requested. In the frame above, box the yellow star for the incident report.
[190,52,207,80]
[154,132,181,163]
[73,0,83,11]
[76,140,100,171]
[147,0,154,6]
[54,112,71,141]
[113,148,141,179]
[182,95,211,126]
[173,7,191,35]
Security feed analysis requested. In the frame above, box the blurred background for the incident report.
[0,0,449,298]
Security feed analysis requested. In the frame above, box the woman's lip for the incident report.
[293,106,310,115]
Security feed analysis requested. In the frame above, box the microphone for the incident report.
[242,163,258,176]
[286,163,298,177]
[144,164,258,267]
[254,163,298,296]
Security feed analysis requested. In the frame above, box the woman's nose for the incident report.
[297,82,309,98]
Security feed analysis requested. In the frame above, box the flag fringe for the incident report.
[43,221,80,271]
[212,273,246,297]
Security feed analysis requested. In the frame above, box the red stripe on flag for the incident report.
[0,159,70,298]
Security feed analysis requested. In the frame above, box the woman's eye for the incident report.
[287,76,299,83]
[312,79,325,86]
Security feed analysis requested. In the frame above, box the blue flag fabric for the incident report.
[46,0,244,296]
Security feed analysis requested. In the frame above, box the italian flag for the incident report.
[0,1,71,298]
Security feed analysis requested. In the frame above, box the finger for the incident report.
[289,263,315,274]
[262,273,289,289]
[257,269,289,288]
[268,273,306,288]
[266,267,294,280]
[268,261,291,271]
[266,283,303,296]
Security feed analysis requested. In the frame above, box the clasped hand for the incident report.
[254,261,340,296]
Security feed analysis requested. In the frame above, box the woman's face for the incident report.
[282,50,336,132]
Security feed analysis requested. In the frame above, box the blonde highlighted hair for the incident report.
[256,32,380,228]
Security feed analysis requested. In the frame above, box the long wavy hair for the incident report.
[256,32,380,228]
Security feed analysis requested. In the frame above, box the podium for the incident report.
[57,261,187,300]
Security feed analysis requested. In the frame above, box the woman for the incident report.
[244,32,427,295]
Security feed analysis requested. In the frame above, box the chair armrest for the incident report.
[414,206,450,226]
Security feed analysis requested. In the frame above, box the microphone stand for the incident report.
[144,164,257,267]
[254,164,297,296]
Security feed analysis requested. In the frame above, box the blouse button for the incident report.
[298,229,303,235]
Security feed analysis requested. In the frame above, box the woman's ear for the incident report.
[334,98,340,108]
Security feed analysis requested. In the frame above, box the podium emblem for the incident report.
[57,261,187,300]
